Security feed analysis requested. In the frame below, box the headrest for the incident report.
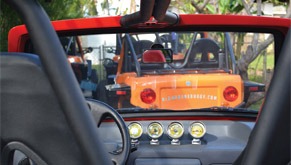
[143,50,166,63]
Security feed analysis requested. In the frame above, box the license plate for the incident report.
[80,80,97,91]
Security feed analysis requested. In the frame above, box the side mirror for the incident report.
[142,48,173,64]
[83,47,93,54]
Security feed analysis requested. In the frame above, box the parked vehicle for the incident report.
[21,35,99,99]
[104,32,265,109]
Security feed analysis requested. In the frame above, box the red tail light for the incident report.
[140,88,156,104]
[223,86,238,102]
[249,87,258,92]
[116,91,126,95]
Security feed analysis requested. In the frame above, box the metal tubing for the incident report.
[4,0,112,164]
[120,0,155,27]
[153,0,180,25]
[116,34,122,55]
[125,34,141,77]
[65,37,74,54]
[157,11,180,25]
[155,32,163,44]
[225,33,236,73]
[152,0,171,21]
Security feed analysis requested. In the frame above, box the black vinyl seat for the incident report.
[187,38,220,68]
[0,53,89,165]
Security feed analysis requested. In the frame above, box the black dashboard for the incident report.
[100,116,256,165]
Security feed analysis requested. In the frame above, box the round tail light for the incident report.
[140,88,156,104]
[223,86,238,102]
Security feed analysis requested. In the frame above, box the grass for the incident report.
[248,98,264,111]
[247,54,273,109]
[248,75,264,83]
[247,54,274,83]
[248,54,274,71]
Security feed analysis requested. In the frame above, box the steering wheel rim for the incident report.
[103,58,115,67]
[86,99,130,165]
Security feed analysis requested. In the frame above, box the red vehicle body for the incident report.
[8,15,290,53]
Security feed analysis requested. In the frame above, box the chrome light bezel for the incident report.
[167,122,184,139]
[188,122,206,139]
[128,122,143,139]
[147,122,164,139]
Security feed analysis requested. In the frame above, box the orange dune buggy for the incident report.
[105,32,264,110]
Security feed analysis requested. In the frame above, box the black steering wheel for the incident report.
[103,58,115,67]
[86,99,130,165]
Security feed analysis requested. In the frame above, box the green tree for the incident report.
[0,0,97,52]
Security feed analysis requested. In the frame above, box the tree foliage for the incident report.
[0,0,97,52]
[0,3,22,52]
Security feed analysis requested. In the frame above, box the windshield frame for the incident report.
[9,15,290,113]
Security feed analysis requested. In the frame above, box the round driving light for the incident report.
[223,86,238,102]
[147,122,163,139]
[128,122,143,139]
[167,122,184,139]
[141,88,156,104]
[189,122,206,139]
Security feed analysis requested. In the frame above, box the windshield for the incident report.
[26,31,275,111]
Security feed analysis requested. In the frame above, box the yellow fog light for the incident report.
[189,122,206,138]
[167,122,184,139]
[147,122,163,145]
[189,122,206,144]
[167,122,184,145]
[128,122,143,139]
[147,122,163,139]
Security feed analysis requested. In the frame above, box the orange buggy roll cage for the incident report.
[115,32,233,76]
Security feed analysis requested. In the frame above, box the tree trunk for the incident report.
[245,69,273,107]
